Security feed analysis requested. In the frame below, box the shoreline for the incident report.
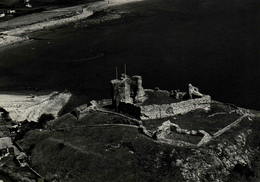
[0,1,106,48]
[0,0,141,48]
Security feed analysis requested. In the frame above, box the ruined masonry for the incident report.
[111,74,146,110]
[111,74,211,120]
[139,95,211,120]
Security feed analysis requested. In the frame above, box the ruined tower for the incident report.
[111,72,148,111]
[131,75,146,103]
[111,79,121,111]
[111,77,133,111]
[121,77,133,104]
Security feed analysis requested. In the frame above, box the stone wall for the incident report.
[139,95,211,120]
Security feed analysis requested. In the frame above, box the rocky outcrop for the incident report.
[0,91,71,122]
[17,110,260,182]
[175,130,255,182]
[14,97,260,182]
[156,120,175,139]
[140,95,211,120]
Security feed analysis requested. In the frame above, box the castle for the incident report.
[110,74,146,110]
[111,74,211,120]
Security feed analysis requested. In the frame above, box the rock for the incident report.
[156,120,176,139]
[191,130,197,135]
[0,91,71,122]
[188,83,204,99]
[176,159,184,167]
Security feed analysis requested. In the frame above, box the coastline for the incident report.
[0,2,106,48]
[0,0,141,48]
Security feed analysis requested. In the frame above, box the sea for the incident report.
[0,0,259,110]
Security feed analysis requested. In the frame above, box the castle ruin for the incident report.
[110,74,146,111]
[111,74,211,120]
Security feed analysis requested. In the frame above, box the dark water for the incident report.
[0,0,259,109]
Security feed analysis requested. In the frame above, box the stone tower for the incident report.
[131,75,145,103]
[111,79,121,111]
[111,77,133,111]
